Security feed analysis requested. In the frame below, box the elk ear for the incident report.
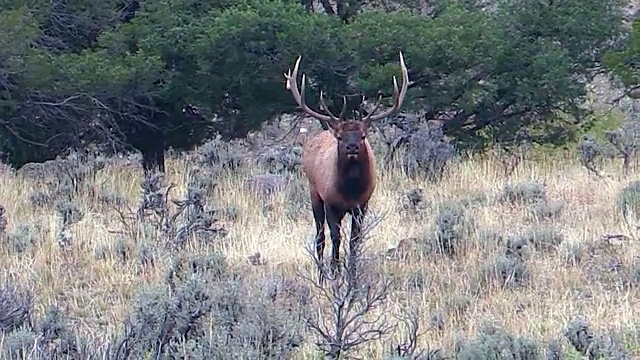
[360,123,370,137]
[329,125,341,139]
[326,117,341,133]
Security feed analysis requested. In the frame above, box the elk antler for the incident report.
[284,57,341,128]
[319,91,347,121]
[362,51,410,125]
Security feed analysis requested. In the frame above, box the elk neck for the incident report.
[335,145,372,201]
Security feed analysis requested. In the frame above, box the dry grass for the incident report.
[0,152,639,358]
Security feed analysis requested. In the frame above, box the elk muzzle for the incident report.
[345,143,360,159]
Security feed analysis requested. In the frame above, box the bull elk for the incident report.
[283,52,409,282]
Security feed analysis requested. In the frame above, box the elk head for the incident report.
[283,52,409,160]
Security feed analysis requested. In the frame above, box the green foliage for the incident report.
[0,7,39,58]
[54,50,166,95]
[578,109,627,143]
[0,8,57,164]
[2,0,122,52]
[190,1,349,135]
[348,5,505,123]
[348,0,624,149]
[0,0,629,166]
[604,18,640,89]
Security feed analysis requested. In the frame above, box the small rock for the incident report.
[245,174,289,198]
[386,237,419,260]
[247,252,266,266]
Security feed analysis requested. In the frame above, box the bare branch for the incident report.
[609,84,640,105]
[297,210,396,359]
[392,306,432,359]
[30,94,85,107]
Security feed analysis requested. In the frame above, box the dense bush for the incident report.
[617,180,640,230]
[453,323,541,359]
[0,0,628,168]
[499,181,547,205]
[112,259,305,359]
[397,123,457,182]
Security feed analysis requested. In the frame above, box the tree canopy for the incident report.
[0,0,629,170]
[604,18,640,98]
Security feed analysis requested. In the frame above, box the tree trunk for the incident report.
[140,137,166,174]
[126,109,167,174]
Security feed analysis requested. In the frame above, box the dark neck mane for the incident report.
[336,150,371,201]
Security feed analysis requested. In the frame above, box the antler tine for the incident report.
[363,51,410,124]
[284,56,333,123]
[284,69,292,90]
[367,94,384,118]
[339,96,347,119]
[319,91,342,122]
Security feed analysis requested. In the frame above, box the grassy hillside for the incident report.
[0,143,638,358]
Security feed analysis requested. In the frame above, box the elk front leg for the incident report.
[350,203,368,248]
[347,204,368,278]
[311,191,326,284]
[326,205,345,278]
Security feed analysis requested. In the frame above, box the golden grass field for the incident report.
[0,146,639,358]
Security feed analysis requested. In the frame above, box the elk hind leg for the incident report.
[348,204,368,276]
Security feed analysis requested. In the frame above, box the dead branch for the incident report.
[392,306,431,359]
[298,211,396,359]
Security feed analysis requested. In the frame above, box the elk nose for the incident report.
[346,144,359,153]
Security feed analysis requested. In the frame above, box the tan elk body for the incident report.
[302,129,376,209]
[284,52,409,282]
